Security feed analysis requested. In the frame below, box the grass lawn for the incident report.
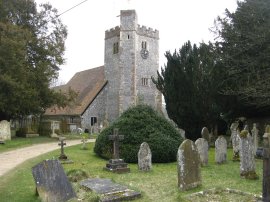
[0,142,263,202]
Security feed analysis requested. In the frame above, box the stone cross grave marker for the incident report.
[239,129,258,179]
[195,138,208,166]
[58,137,67,160]
[177,139,201,191]
[32,159,76,202]
[215,136,227,164]
[263,127,270,201]
[138,142,152,171]
[230,122,240,161]
[109,128,124,159]
[104,128,130,173]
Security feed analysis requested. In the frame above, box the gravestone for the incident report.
[177,139,201,191]
[230,122,240,161]
[251,123,259,155]
[81,135,88,150]
[138,142,152,171]
[103,128,130,173]
[50,121,60,138]
[201,127,210,143]
[58,137,67,160]
[80,178,141,201]
[0,120,11,141]
[263,127,270,201]
[215,136,227,164]
[32,159,76,202]
[239,129,258,179]
[195,138,208,166]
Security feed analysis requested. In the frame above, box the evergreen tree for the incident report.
[153,41,220,140]
[0,0,72,120]
[213,0,270,118]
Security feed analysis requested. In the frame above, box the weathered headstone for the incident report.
[251,123,259,155]
[195,138,208,166]
[81,135,88,150]
[239,129,258,179]
[0,120,11,141]
[103,128,130,173]
[80,178,141,201]
[177,139,201,191]
[230,122,240,161]
[138,142,152,171]
[50,121,60,138]
[201,127,210,143]
[32,159,76,202]
[263,127,270,201]
[215,136,227,164]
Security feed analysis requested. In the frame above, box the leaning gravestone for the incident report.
[177,139,201,191]
[195,138,208,166]
[230,122,240,161]
[215,136,227,164]
[0,120,11,141]
[239,129,258,179]
[32,159,76,202]
[138,142,152,171]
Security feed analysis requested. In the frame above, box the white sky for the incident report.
[35,0,238,84]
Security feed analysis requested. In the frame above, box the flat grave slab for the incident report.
[80,178,141,201]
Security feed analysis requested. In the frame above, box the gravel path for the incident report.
[0,139,95,177]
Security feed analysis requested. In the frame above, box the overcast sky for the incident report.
[35,0,238,83]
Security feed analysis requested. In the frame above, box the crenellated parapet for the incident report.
[105,26,120,39]
[136,25,159,39]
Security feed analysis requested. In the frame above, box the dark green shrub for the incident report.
[16,127,27,137]
[94,104,183,163]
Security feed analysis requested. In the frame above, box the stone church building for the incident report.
[44,10,162,132]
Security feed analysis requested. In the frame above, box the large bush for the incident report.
[94,105,183,163]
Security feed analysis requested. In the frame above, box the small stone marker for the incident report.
[263,128,270,201]
[81,135,88,150]
[80,178,141,202]
[230,122,240,161]
[177,139,201,191]
[201,127,210,143]
[195,138,208,166]
[58,137,67,160]
[0,120,11,141]
[215,136,227,164]
[104,128,130,173]
[32,159,76,202]
[239,129,258,179]
[138,142,152,171]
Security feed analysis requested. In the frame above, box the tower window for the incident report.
[142,41,147,49]
[113,42,119,54]
[128,35,130,39]
[141,78,149,86]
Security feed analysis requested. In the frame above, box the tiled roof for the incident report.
[44,66,107,116]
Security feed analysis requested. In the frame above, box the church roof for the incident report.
[44,66,107,116]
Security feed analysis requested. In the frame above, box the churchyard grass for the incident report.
[0,142,263,202]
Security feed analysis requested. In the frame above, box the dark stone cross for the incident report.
[58,137,67,160]
[109,128,124,159]
[263,132,270,202]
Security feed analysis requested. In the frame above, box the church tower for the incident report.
[104,10,162,123]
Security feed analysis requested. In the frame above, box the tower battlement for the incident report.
[137,24,159,39]
[105,26,120,39]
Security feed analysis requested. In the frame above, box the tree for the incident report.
[0,0,70,120]
[212,0,270,118]
[153,41,220,140]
